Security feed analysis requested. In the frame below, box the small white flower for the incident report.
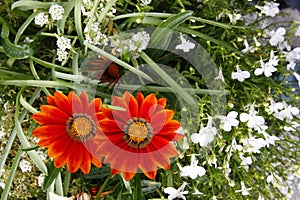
[57,36,72,51]
[180,154,206,179]
[254,58,276,77]
[175,34,195,52]
[240,155,252,166]
[227,13,242,23]
[19,159,32,173]
[285,47,300,70]
[268,100,283,114]
[268,50,279,66]
[274,104,299,121]
[56,48,68,62]
[164,182,188,200]
[256,2,280,17]
[34,12,49,27]
[235,181,252,196]
[278,40,291,51]
[0,179,5,189]
[231,65,250,82]
[207,154,217,168]
[240,106,265,130]
[0,127,5,138]
[241,39,255,53]
[141,0,152,6]
[192,189,203,195]
[214,69,225,82]
[241,135,267,153]
[191,116,217,147]
[38,173,45,187]
[261,132,279,147]
[295,26,300,37]
[231,138,243,152]
[49,4,64,20]
[267,27,286,46]
[219,111,239,132]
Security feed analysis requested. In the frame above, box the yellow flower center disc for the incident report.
[128,122,148,143]
[123,117,153,149]
[67,114,95,142]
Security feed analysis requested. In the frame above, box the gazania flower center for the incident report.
[123,117,153,149]
[128,122,148,143]
[66,114,96,142]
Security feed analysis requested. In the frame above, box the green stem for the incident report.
[133,174,142,200]
[95,174,112,200]
[0,148,22,200]
[63,170,71,196]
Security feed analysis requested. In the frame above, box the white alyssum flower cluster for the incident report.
[84,22,109,46]
[56,36,72,62]
[34,4,64,27]
[111,31,150,59]
[19,159,32,173]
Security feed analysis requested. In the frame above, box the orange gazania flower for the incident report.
[32,91,103,174]
[98,91,184,181]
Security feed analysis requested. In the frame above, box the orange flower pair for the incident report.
[32,91,183,181]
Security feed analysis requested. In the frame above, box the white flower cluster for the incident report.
[56,36,72,62]
[84,22,109,46]
[111,31,150,59]
[254,50,278,77]
[256,1,280,17]
[19,159,32,173]
[49,4,64,21]
[141,0,152,7]
[34,4,64,27]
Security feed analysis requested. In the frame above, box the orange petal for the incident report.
[142,170,157,180]
[68,91,84,113]
[154,120,181,135]
[139,94,157,120]
[157,98,166,108]
[123,92,138,118]
[47,95,57,106]
[48,135,71,158]
[32,125,67,140]
[33,107,69,125]
[91,156,102,168]
[80,92,89,110]
[87,98,102,117]
[123,172,136,181]
[67,143,83,173]
[99,119,123,133]
[80,149,91,174]
[38,139,52,148]
[136,92,144,109]
[151,110,175,133]
[54,92,72,116]
[111,168,120,175]
[54,151,69,168]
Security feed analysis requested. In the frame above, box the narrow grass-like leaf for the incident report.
[121,174,132,194]
[15,120,47,174]
[0,148,22,200]
[84,41,153,81]
[58,1,75,34]
[55,172,64,196]
[140,52,196,105]
[30,56,72,72]
[14,11,42,44]
[0,80,62,87]
[63,170,71,196]
[0,69,33,80]
[20,95,38,113]
[96,0,117,24]
[74,0,84,45]
[43,161,60,190]
[149,11,193,49]
[14,89,47,174]
[11,1,53,10]
[177,26,238,52]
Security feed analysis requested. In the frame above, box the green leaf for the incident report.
[74,0,84,45]
[141,180,161,193]
[11,1,53,10]
[14,11,42,44]
[0,149,22,200]
[1,24,34,59]
[148,11,193,59]
[43,161,61,190]
[30,56,72,72]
